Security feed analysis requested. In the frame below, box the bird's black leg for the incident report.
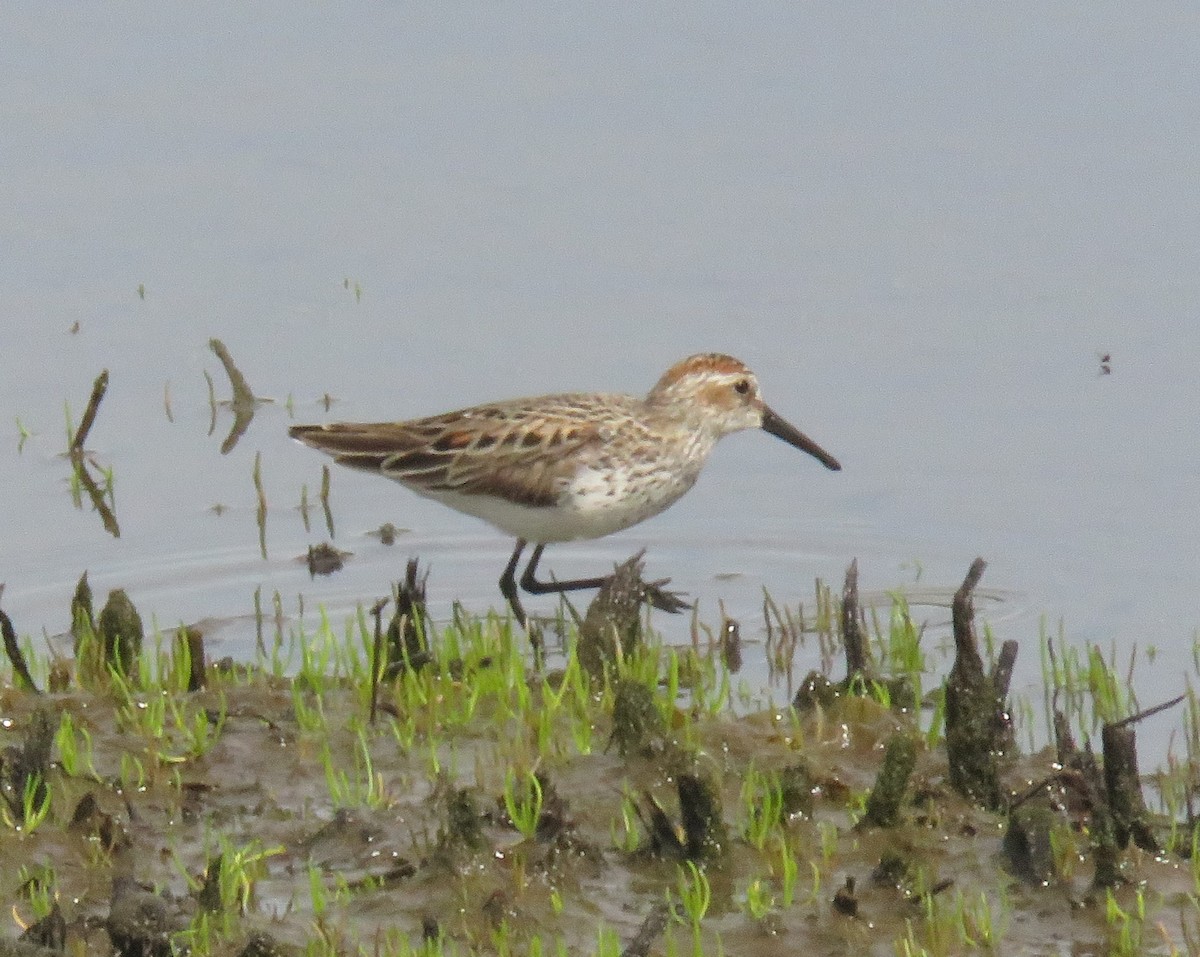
[519,544,610,595]
[519,544,690,613]
[499,539,529,626]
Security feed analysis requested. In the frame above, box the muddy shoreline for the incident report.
[2,559,1198,957]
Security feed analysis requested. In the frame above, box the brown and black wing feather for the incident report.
[289,401,605,509]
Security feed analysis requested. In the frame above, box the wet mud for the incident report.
[1,559,1198,957]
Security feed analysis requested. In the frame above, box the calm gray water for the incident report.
[2,4,1198,750]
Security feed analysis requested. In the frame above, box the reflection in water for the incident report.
[66,369,120,539]
[207,338,270,454]
[297,464,336,538]
[70,453,119,538]
[253,451,267,560]
[719,614,743,674]
[320,464,334,538]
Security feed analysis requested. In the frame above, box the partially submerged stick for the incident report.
[64,371,120,537]
[70,369,109,454]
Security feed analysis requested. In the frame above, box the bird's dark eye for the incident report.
[733,378,751,395]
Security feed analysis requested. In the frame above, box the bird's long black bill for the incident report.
[761,405,842,471]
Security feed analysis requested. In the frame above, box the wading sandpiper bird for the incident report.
[289,353,841,625]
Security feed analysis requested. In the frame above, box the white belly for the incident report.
[401,459,704,544]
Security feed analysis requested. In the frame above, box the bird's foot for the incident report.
[642,578,691,614]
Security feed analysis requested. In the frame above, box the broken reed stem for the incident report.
[70,369,109,454]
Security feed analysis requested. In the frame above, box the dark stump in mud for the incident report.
[1003,795,1061,885]
[608,678,667,758]
[0,709,53,828]
[1102,719,1160,853]
[636,768,727,863]
[385,558,432,675]
[793,559,916,712]
[944,558,1011,811]
[578,552,682,676]
[861,731,920,829]
[106,874,191,957]
[97,589,145,679]
[679,771,727,861]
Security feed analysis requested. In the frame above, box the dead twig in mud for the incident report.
[97,589,145,680]
[635,770,727,862]
[988,624,1172,891]
[717,606,742,673]
[579,551,680,677]
[70,572,95,651]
